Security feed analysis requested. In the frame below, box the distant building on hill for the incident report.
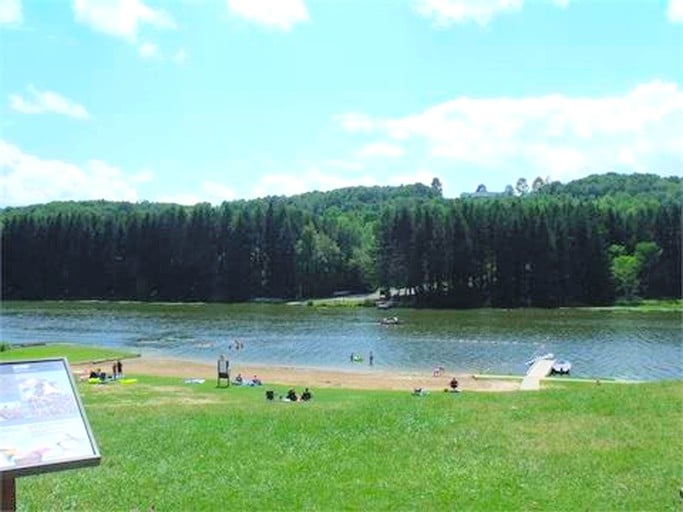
[460,184,513,199]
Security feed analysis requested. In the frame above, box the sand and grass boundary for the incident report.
[73,355,530,392]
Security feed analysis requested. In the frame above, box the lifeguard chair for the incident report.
[217,355,230,387]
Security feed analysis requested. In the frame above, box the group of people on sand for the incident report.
[232,373,262,386]
[413,377,461,396]
[87,360,123,382]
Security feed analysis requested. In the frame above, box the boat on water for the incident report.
[380,316,401,325]
[550,360,572,375]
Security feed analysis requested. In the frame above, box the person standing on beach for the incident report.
[116,360,123,377]
[369,351,374,366]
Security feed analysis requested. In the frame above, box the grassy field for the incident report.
[0,343,137,364]
[11,371,683,510]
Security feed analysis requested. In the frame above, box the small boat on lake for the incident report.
[380,316,401,325]
[550,360,572,375]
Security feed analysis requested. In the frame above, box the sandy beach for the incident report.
[73,356,521,392]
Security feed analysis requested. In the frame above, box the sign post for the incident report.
[0,358,101,511]
[1,473,16,511]
[217,355,230,387]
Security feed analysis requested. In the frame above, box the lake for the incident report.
[1,301,681,381]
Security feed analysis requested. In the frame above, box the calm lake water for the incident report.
[1,301,681,381]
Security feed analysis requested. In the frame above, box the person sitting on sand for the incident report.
[301,388,312,401]
[251,375,262,386]
[286,388,298,402]
[235,373,243,385]
[445,377,460,393]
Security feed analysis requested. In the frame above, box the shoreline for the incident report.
[72,355,523,392]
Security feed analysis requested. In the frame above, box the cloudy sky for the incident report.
[1,0,681,206]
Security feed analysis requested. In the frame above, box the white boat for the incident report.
[551,360,572,375]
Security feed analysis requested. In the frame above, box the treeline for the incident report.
[0,185,439,302]
[1,174,680,307]
[377,196,680,307]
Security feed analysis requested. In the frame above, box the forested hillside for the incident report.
[1,174,680,307]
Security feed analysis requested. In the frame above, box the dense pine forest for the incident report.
[1,173,680,307]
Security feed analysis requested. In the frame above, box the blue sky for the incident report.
[1,0,682,206]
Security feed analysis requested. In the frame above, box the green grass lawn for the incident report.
[0,343,137,364]
[12,373,683,511]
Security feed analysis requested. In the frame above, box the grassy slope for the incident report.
[16,375,683,511]
[0,344,137,364]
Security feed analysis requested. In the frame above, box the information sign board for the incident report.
[0,358,100,477]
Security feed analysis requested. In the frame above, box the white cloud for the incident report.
[73,0,176,42]
[137,44,188,63]
[668,0,683,22]
[358,142,405,158]
[415,0,523,26]
[9,86,90,119]
[336,80,683,184]
[200,181,237,203]
[0,0,22,24]
[156,193,202,205]
[0,140,144,206]
[131,169,154,183]
[157,182,235,205]
[227,0,309,30]
[250,168,375,198]
[323,159,365,171]
[333,112,375,133]
[386,169,436,188]
[138,41,159,58]
[415,0,572,26]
